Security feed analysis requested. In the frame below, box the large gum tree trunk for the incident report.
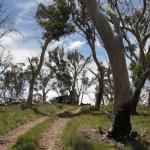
[85,0,131,139]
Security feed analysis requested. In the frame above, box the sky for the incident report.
[3,0,107,63]
[2,0,108,103]
[1,0,149,104]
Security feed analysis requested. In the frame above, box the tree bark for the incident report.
[85,0,131,139]
[27,40,49,107]
[27,76,35,107]
[88,38,104,111]
[95,77,104,110]
[148,91,150,106]
[131,71,149,114]
[42,88,46,103]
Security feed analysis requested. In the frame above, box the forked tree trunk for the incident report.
[27,40,49,107]
[85,0,131,139]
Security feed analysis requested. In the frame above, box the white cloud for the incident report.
[0,33,23,48]
[48,41,63,49]
[11,47,40,63]
[47,90,58,100]
[32,0,53,5]
[67,41,86,50]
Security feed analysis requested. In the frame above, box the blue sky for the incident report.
[1,0,108,103]
[3,0,107,65]
[2,0,149,103]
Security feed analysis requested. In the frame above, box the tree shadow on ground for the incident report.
[57,108,105,118]
[31,107,49,116]
[83,130,150,150]
[57,107,113,122]
[121,137,150,150]
[135,112,150,117]
[131,111,150,116]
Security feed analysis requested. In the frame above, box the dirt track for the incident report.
[38,108,81,150]
[0,116,48,150]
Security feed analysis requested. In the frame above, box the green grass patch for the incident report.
[0,103,76,135]
[11,116,56,150]
[62,105,150,150]
[62,105,113,150]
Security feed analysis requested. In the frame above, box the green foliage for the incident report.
[46,47,92,97]
[130,63,143,86]
[130,53,150,86]
[2,63,26,99]
[35,0,75,41]
[47,46,73,95]
[145,53,150,64]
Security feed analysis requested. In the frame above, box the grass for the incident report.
[0,103,76,135]
[11,104,79,150]
[62,105,150,150]
[11,116,57,150]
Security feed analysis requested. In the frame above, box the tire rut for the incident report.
[0,116,48,150]
[38,108,81,150]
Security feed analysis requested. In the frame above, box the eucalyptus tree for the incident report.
[80,69,94,104]
[108,0,150,114]
[84,0,132,139]
[2,63,26,103]
[27,0,74,107]
[67,50,92,103]
[104,65,114,105]
[0,50,12,102]
[46,46,72,96]
[46,46,92,103]
[35,69,53,103]
[91,65,114,105]
[88,64,105,109]
[0,50,12,75]
[70,0,105,110]
[0,0,15,75]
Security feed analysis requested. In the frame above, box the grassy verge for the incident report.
[0,103,75,135]
[11,104,79,150]
[11,116,57,150]
[62,105,150,150]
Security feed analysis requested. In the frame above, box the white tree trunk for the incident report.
[85,0,131,139]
